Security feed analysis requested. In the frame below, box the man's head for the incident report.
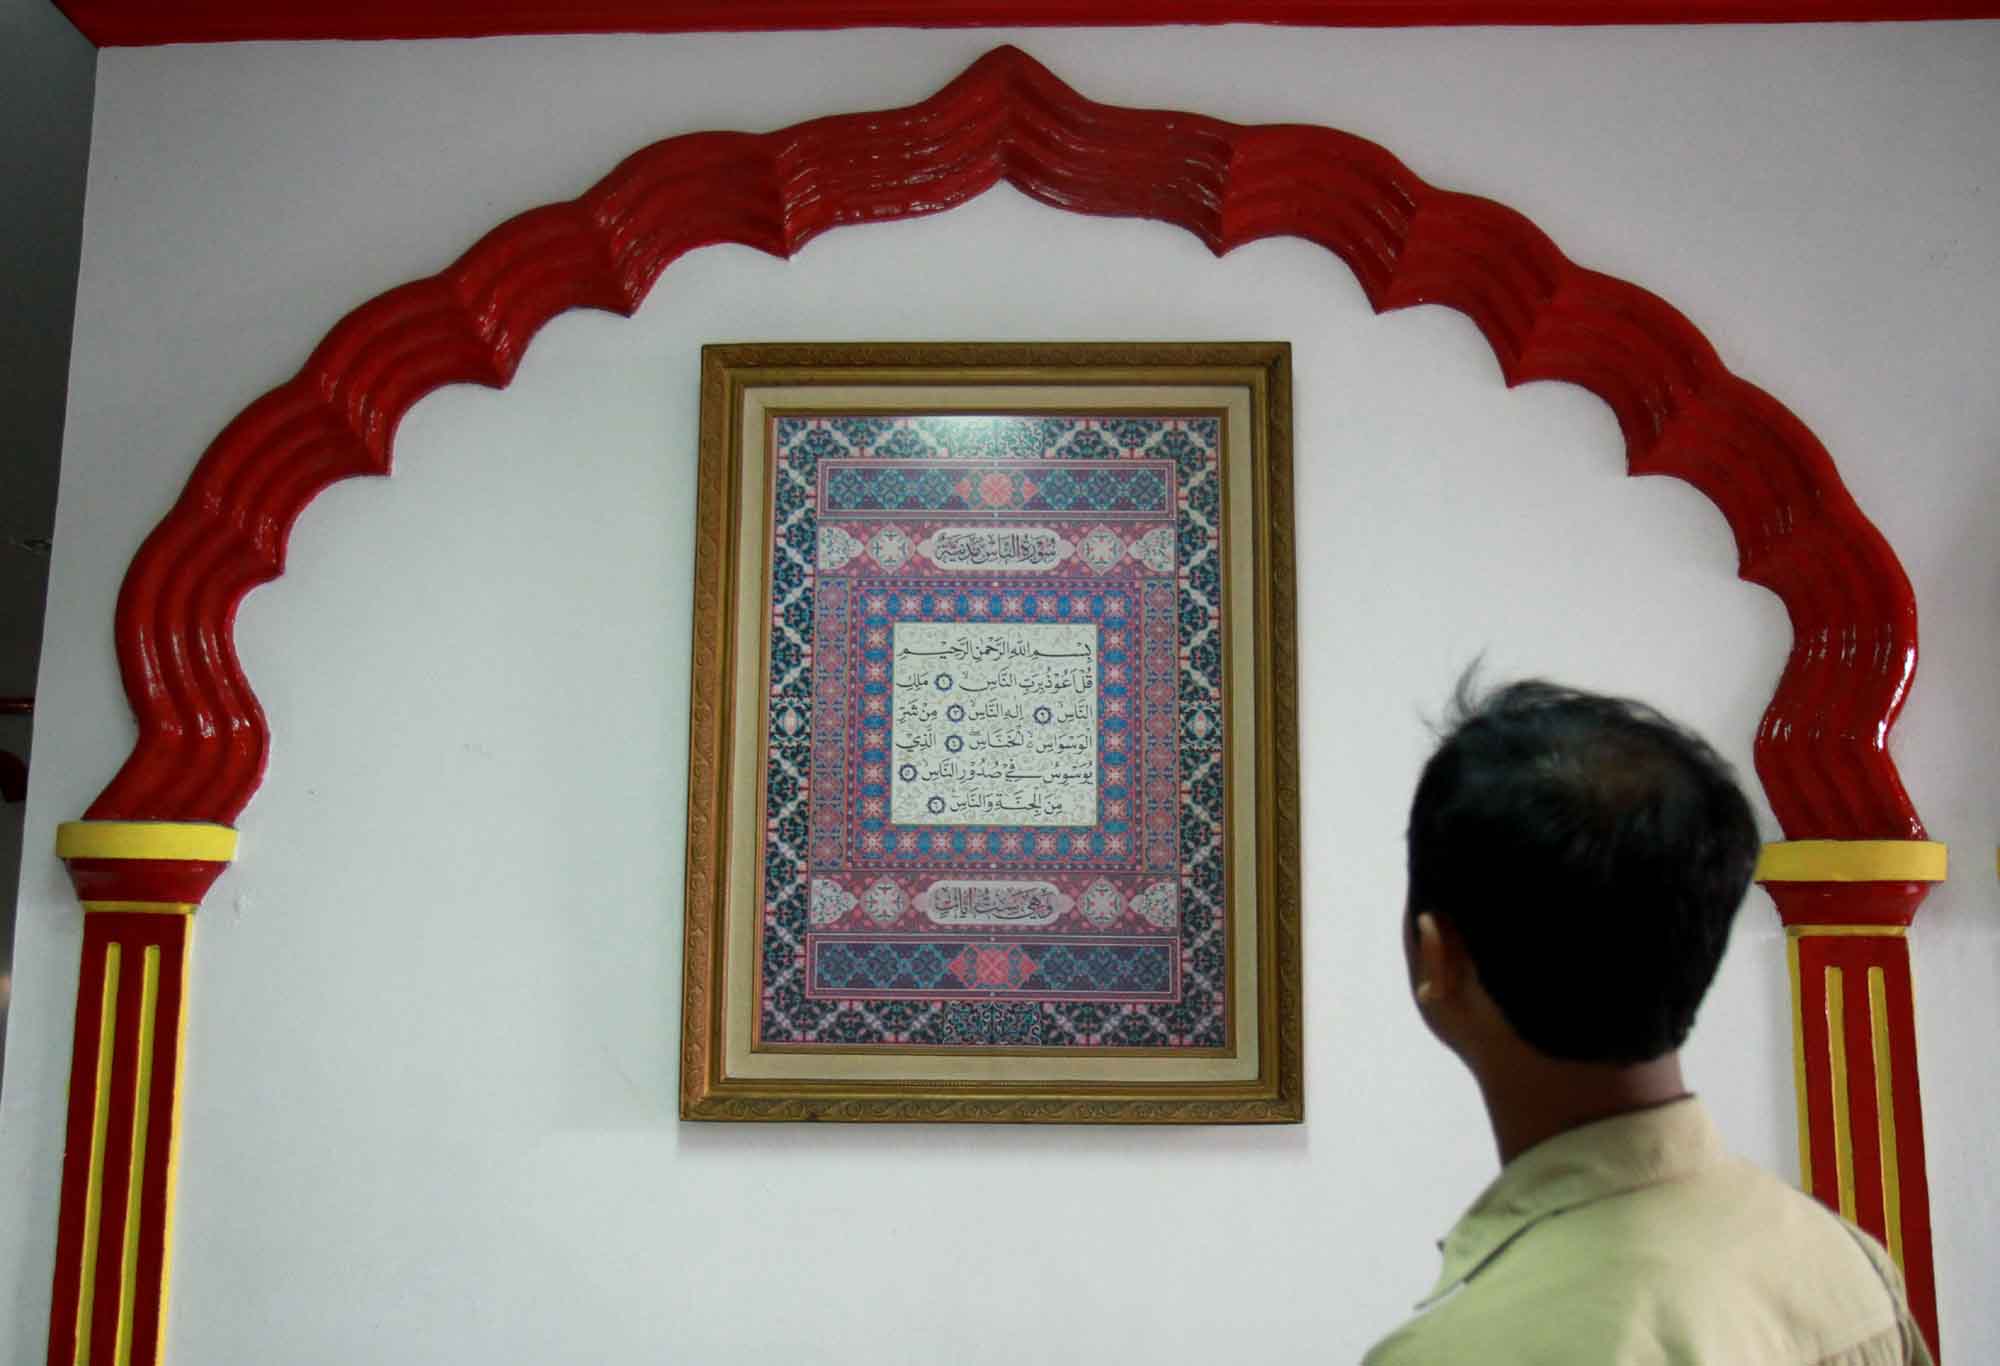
[1404,677,1761,1067]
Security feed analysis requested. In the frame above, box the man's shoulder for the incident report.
[1669,1151,1865,1229]
[1364,1158,1916,1365]
[1569,1155,1898,1309]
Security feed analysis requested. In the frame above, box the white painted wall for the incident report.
[1,24,1995,1364]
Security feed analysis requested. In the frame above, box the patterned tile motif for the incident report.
[1077,526,1125,573]
[820,461,1172,518]
[817,524,865,571]
[808,937,1177,999]
[759,415,1227,1050]
[865,524,913,571]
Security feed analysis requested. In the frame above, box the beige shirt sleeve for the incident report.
[1841,1225,1937,1366]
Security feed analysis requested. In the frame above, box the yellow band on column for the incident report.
[1784,924,1907,938]
[56,821,239,863]
[80,901,199,916]
[1755,840,1947,884]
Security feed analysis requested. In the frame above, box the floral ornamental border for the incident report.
[46,45,1943,1365]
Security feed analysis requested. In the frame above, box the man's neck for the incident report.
[1474,1049,1690,1166]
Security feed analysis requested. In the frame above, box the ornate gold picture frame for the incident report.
[679,342,1301,1121]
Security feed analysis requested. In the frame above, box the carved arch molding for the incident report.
[48,45,1946,1364]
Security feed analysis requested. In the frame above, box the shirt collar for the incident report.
[1420,1096,1727,1309]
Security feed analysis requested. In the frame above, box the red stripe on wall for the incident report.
[1831,941,1888,1241]
[46,924,115,1366]
[1793,940,1840,1203]
[1876,944,1940,1357]
[85,929,146,1362]
[129,922,189,1366]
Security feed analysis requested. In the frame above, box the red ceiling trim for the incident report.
[52,0,2000,47]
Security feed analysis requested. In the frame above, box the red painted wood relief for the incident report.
[1786,923,1934,1325]
[85,46,1932,847]
[46,912,193,1366]
[50,45,1944,1361]
[1772,881,1941,1354]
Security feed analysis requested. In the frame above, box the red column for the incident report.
[48,822,235,1366]
[1768,872,1939,1359]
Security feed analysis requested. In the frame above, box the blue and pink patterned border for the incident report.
[759,414,1227,1050]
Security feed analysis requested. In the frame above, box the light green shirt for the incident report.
[1364,1098,1933,1365]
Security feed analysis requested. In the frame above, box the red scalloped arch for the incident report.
[90,44,1925,853]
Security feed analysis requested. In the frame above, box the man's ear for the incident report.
[1410,910,1459,1009]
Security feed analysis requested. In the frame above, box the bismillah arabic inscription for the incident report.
[890,622,1100,827]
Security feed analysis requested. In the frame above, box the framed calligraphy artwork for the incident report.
[680,343,1302,1122]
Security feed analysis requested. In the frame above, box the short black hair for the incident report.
[1406,676,1761,1064]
